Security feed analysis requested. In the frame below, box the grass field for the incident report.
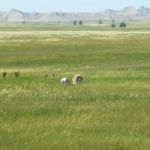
[0,23,150,150]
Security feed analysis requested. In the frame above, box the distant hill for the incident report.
[0,6,150,22]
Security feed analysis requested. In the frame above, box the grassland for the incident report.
[0,23,150,150]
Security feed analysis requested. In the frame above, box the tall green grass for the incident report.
[0,25,150,150]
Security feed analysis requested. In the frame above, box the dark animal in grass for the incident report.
[72,74,83,85]
[2,72,7,78]
[14,72,20,78]
[45,74,48,78]
[52,73,55,78]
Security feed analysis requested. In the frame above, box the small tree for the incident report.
[111,23,116,28]
[73,20,77,25]
[99,20,103,24]
[120,21,126,27]
[79,20,83,25]
[111,19,116,28]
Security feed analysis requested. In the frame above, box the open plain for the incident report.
[0,23,150,150]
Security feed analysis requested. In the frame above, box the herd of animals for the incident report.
[2,72,83,85]
[61,74,83,85]
[2,72,20,78]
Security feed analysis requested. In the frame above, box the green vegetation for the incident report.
[79,20,83,25]
[111,19,116,28]
[0,23,150,150]
[99,20,103,24]
[73,20,77,25]
[120,21,127,28]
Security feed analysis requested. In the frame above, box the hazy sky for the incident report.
[0,0,149,12]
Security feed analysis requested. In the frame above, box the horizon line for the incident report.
[0,5,149,13]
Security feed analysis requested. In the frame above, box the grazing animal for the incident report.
[2,72,7,78]
[45,74,48,78]
[61,77,70,85]
[52,73,55,78]
[72,74,83,85]
[14,72,20,78]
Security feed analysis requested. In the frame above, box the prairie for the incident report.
[0,23,150,150]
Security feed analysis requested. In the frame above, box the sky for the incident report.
[0,0,149,12]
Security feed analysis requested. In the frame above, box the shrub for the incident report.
[120,21,126,27]
[79,20,83,25]
[73,20,77,25]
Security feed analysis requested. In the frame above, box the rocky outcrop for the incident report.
[0,6,150,22]
[5,9,25,22]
